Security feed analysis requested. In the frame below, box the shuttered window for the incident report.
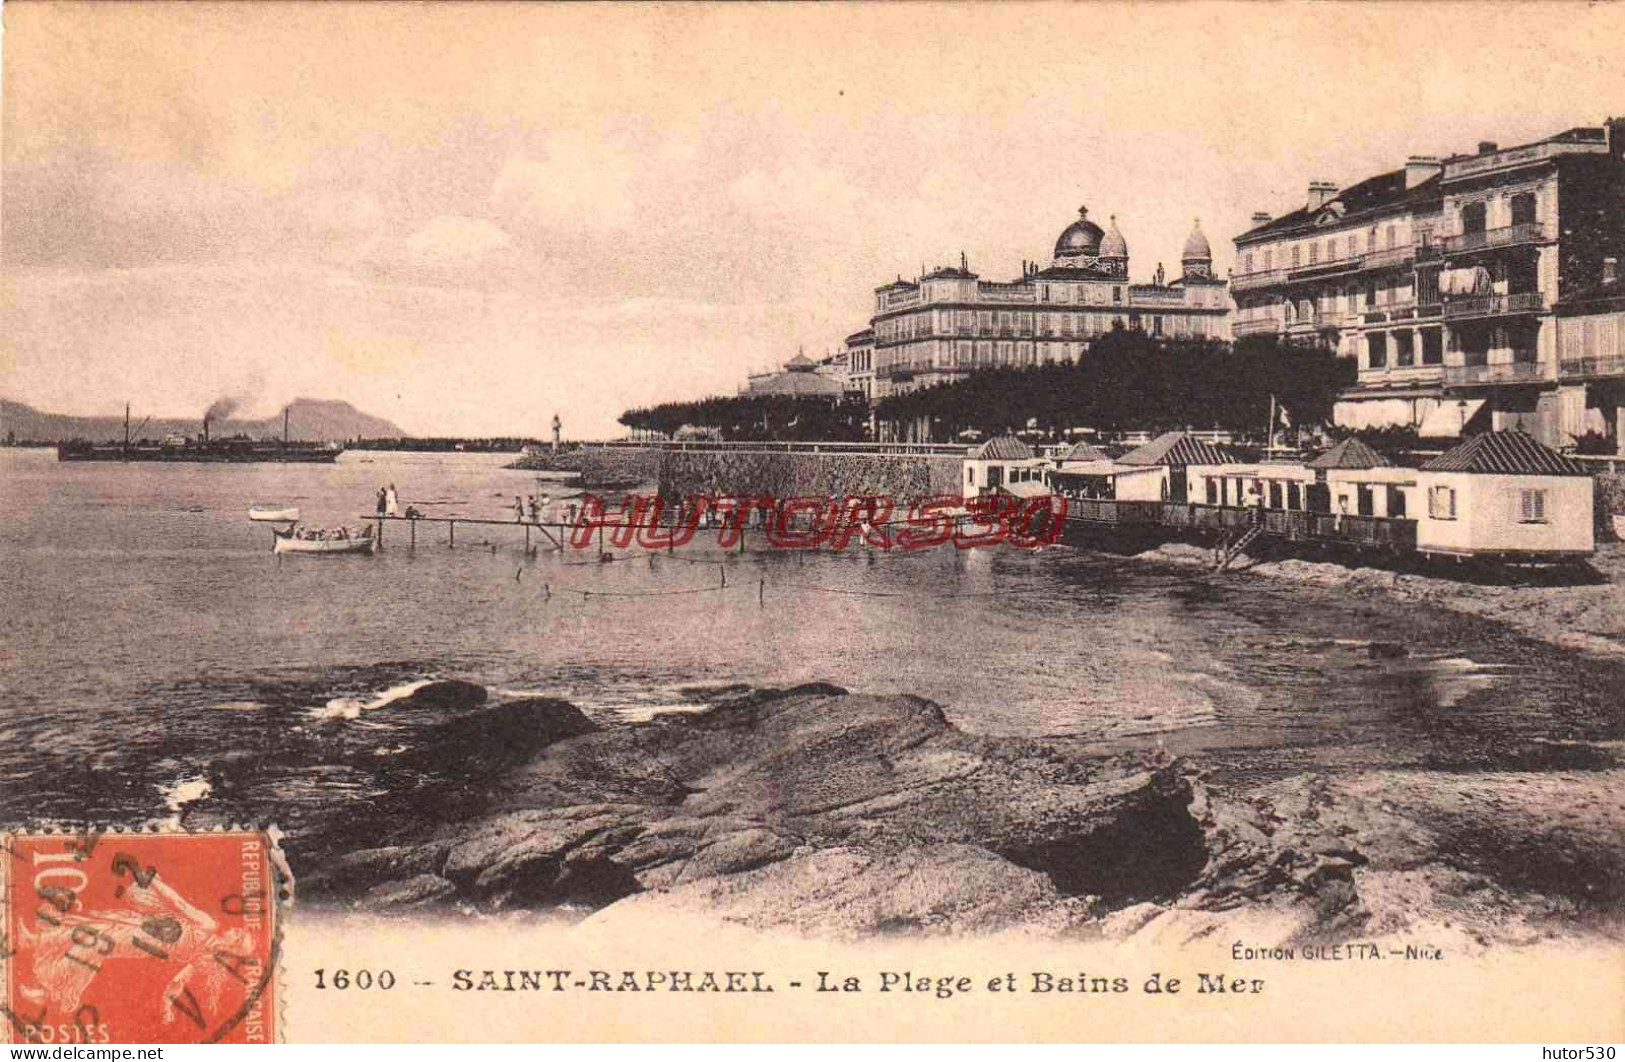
[1518,489,1547,524]
[1429,486,1457,520]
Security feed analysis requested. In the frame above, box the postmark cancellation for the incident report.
[1,829,291,1045]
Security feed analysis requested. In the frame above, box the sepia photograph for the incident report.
[1,0,1622,1045]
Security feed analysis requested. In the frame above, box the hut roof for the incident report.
[1057,440,1109,462]
[1117,431,1237,467]
[970,436,1037,461]
[1421,431,1589,476]
[1308,437,1393,470]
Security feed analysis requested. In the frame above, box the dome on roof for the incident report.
[1182,218,1212,262]
[1053,205,1105,259]
[1099,215,1128,259]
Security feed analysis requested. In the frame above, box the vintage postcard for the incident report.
[2,0,1622,1044]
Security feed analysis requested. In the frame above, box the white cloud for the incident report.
[404,215,513,267]
[490,131,637,231]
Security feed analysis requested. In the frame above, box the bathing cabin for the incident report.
[1415,431,1594,560]
[963,436,1048,499]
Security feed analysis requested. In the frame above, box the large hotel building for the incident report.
[1232,117,1625,448]
[849,206,1231,408]
[821,117,1624,451]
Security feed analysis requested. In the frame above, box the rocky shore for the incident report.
[297,679,1621,948]
[1135,540,1625,660]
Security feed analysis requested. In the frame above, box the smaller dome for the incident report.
[1182,218,1212,261]
[1054,205,1104,259]
[1100,214,1128,259]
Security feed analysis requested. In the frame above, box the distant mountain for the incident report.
[0,397,406,443]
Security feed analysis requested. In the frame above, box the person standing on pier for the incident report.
[386,483,400,517]
[376,487,387,517]
[515,496,525,522]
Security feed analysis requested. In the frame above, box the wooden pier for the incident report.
[365,514,572,552]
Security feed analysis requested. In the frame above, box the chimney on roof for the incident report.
[1306,181,1338,210]
[1405,155,1443,189]
[1478,140,1499,156]
[1250,211,1273,226]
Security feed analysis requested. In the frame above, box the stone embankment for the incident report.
[511,445,966,505]
[506,446,662,485]
[657,450,963,505]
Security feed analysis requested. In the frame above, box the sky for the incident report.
[3,2,1624,439]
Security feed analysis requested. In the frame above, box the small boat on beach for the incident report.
[249,505,301,523]
[273,525,375,555]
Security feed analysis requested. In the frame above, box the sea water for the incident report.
[2,447,1619,858]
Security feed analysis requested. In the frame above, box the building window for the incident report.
[1510,192,1537,227]
[1287,482,1302,510]
[1367,332,1389,369]
[1244,252,1254,274]
[1112,287,1123,304]
[968,467,975,485]
[1309,243,1319,265]
[1428,485,1457,520]
[1347,235,1357,260]
[1386,225,1396,249]
[1462,201,1487,235]
[1292,246,1301,268]
[1264,249,1273,271]
[1394,331,1415,367]
[1518,488,1547,523]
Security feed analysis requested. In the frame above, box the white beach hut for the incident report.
[1309,437,1419,519]
[963,436,1047,499]
[1416,432,1594,559]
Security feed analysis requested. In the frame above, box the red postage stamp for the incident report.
[1,830,287,1045]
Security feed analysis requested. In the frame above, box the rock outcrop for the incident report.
[304,684,1370,936]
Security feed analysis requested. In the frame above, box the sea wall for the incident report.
[509,446,663,485]
[657,450,964,503]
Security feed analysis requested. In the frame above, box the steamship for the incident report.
[56,406,343,464]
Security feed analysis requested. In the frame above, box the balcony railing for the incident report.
[1358,362,1446,383]
[979,285,1036,304]
[1288,255,1366,282]
[1444,291,1545,319]
[1559,356,1625,380]
[1230,268,1290,291]
[1233,317,1283,336]
[1131,290,1189,307]
[1442,222,1549,255]
[1361,245,1415,271]
[1443,360,1545,385]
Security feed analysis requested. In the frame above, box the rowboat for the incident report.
[272,526,375,555]
[249,505,301,523]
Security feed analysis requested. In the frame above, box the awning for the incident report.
[1054,460,1161,478]
[1440,266,1490,297]
[1418,398,1486,439]
[1000,480,1054,498]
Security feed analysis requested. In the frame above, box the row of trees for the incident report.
[874,332,1355,439]
[618,332,1356,443]
[618,394,872,442]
